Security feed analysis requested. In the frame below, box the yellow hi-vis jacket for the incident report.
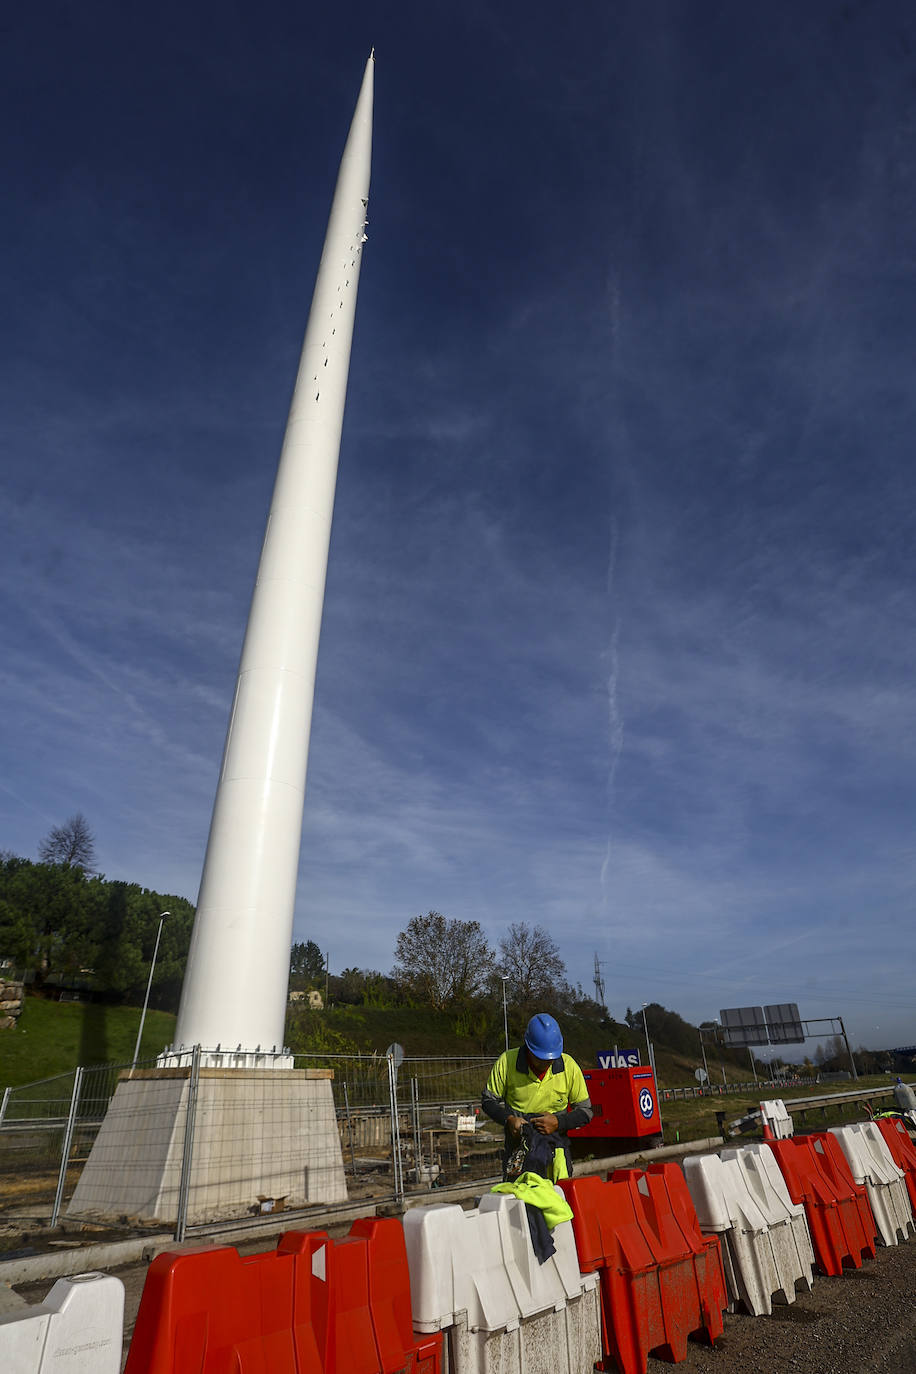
[481,1046,592,1134]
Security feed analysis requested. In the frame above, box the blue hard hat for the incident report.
[524,1013,563,1061]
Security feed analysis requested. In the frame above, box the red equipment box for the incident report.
[570,1066,662,1140]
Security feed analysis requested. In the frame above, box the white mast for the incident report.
[171,54,374,1058]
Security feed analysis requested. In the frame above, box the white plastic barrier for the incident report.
[760,1098,794,1139]
[830,1122,914,1246]
[683,1147,814,1316]
[0,1272,124,1374]
[404,1192,601,1374]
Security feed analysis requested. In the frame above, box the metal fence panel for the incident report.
[0,1045,824,1237]
[0,1068,81,1221]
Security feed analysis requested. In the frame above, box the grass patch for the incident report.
[2,995,891,1132]
[313,1005,498,1057]
[0,997,176,1089]
[659,1073,895,1143]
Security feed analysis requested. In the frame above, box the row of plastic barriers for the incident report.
[682,1119,916,1314]
[125,1217,442,1374]
[558,1165,727,1374]
[6,1118,916,1374]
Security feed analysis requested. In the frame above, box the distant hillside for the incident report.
[0,993,769,1091]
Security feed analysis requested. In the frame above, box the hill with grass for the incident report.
[0,991,768,1091]
[0,996,178,1087]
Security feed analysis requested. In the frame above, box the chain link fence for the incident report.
[0,1070,81,1222]
[0,1052,831,1241]
[0,1056,172,1229]
[0,1050,502,1239]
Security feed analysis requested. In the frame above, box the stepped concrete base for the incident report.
[66,1068,347,1226]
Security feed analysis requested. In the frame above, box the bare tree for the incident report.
[497,921,567,1007]
[392,911,493,1009]
[38,813,97,873]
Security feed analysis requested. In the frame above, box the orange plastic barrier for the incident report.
[811,1132,879,1243]
[876,1117,916,1213]
[644,1161,729,1302]
[560,1165,726,1374]
[124,1219,441,1374]
[766,1136,876,1277]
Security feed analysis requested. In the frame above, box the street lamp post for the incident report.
[500,976,509,1054]
[641,1002,656,1078]
[133,912,170,1068]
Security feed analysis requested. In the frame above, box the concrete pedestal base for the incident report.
[66,1068,347,1226]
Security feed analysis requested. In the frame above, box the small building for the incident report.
[288,989,324,1010]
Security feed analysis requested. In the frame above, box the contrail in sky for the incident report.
[601,272,625,901]
[600,516,623,897]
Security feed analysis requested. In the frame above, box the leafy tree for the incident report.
[817,1035,849,1071]
[0,894,36,968]
[854,1045,892,1076]
[637,1003,708,1059]
[289,940,326,987]
[564,986,608,1020]
[496,922,567,1008]
[392,911,493,1009]
[336,967,392,1006]
[37,813,97,873]
[93,885,193,1004]
[285,1006,361,1055]
[0,854,193,1005]
[0,857,96,983]
[337,966,366,1003]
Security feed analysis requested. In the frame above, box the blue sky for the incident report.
[4,2,916,1054]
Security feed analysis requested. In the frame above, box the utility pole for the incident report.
[641,1003,656,1079]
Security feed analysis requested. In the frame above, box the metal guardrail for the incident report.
[782,1083,911,1115]
[660,1077,815,1102]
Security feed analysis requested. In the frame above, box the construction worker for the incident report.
[481,1012,593,1180]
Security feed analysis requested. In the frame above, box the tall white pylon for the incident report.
[171,54,374,1057]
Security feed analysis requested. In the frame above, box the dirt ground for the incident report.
[9,1222,916,1373]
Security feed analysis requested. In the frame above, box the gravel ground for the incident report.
[646,1239,916,1374]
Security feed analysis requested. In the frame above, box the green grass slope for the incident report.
[0,996,177,1089]
[0,993,802,1097]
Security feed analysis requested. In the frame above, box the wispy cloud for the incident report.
[3,1,916,1054]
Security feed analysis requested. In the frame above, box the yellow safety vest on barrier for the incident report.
[492,1172,574,1228]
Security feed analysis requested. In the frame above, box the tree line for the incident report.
[0,815,193,1008]
[8,818,819,1069]
[293,912,606,1024]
